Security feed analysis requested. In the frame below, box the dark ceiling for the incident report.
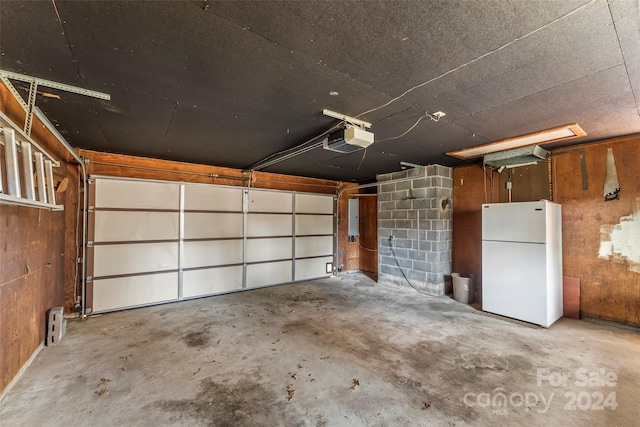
[1,0,639,182]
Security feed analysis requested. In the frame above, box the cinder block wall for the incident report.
[377,165,453,295]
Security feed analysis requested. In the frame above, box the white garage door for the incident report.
[86,176,335,313]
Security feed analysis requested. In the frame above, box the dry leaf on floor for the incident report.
[120,353,134,360]
[272,339,280,344]
[98,378,111,387]
[286,383,295,401]
[352,379,360,390]
[298,364,304,369]
[193,368,201,376]
[95,388,109,397]
[422,402,431,410]
[121,366,128,372]
[320,356,330,360]
[292,373,300,380]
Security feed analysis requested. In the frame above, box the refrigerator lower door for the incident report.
[483,240,549,326]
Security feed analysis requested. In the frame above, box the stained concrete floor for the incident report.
[1,273,639,426]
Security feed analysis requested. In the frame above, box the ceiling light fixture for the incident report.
[446,123,586,159]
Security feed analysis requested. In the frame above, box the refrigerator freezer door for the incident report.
[482,240,548,326]
[482,202,547,243]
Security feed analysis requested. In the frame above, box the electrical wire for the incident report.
[358,243,377,252]
[355,0,598,120]
[249,122,343,170]
[375,114,428,143]
[357,148,367,170]
[388,238,430,296]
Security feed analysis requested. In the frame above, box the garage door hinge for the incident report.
[86,276,93,282]
[77,257,83,264]
[87,241,94,247]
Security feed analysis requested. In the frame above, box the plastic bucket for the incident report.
[452,273,475,304]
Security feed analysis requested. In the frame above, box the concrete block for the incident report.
[410,188,426,199]
[393,238,413,249]
[378,210,392,220]
[380,264,402,276]
[392,229,408,239]
[395,199,412,210]
[413,260,431,272]
[407,269,427,282]
[420,241,432,252]
[378,192,392,202]
[392,190,409,201]
[396,180,411,191]
[412,199,430,209]
[380,219,395,229]
[392,210,408,219]
[412,178,429,189]
[380,183,395,193]
[47,307,66,346]
[379,201,396,211]
[396,220,414,229]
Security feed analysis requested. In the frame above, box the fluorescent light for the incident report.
[446,123,586,159]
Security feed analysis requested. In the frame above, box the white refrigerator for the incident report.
[482,201,563,327]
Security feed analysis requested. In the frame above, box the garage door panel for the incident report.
[246,261,292,288]
[184,185,242,211]
[93,242,179,277]
[296,194,334,214]
[296,257,333,281]
[296,215,333,235]
[92,272,178,313]
[183,266,243,298]
[247,237,292,263]
[247,214,292,237]
[184,212,243,239]
[95,179,179,209]
[296,236,333,258]
[248,190,292,212]
[94,211,179,242]
[90,178,337,313]
[183,240,243,268]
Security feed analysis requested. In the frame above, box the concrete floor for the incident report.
[1,273,639,426]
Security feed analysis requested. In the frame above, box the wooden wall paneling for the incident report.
[563,276,580,319]
[1,79,69,394]
[497,160,551,202]
[452,164,499,305]
[79,149,339,195]
[337,184,358,272]
[553,135,640,325]
[359,195,378,274]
